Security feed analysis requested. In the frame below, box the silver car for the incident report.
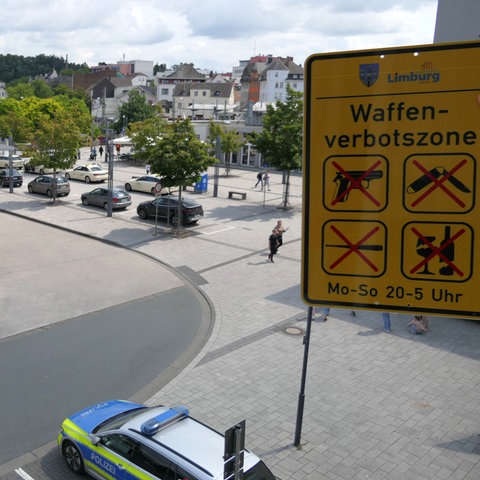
[27,175,70,197]
[81,187,132,210]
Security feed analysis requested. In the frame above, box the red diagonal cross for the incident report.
[409,227,465,276]
[329,225,380,271]
[411,159,467,208]
[331,160,382,206]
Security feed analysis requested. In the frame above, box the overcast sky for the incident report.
[1,0,439,72]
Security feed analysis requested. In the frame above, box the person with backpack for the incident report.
[254,170,263,189]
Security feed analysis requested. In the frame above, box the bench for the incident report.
[228,191,247,200]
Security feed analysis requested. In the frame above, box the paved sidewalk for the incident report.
[1,161,479,480]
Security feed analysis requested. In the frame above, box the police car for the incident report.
[58,400,276,480]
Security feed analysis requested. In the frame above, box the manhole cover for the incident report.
[282,326,305,336]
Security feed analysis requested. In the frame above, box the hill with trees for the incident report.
[0,54,89,84]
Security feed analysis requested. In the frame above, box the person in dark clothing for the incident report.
[268,230,279,262]
[254,171,263,188]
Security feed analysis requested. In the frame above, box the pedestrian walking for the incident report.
[254,170,263,188]
[382,312,391,332]
[274,220,289,249]
[320,307,330,321]
[267,229,279,262]
[99,145,104,158]
[146,163,151,174]
[263,170,271,191]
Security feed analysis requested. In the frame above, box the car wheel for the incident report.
[28,185,33,193]
[103,203,109,211]
[47,189,52,197]
[170,215,179,226]
[65,173,70,180]
[63,441,85,474]
[151,187,156,195]
[85,176,91,183]
[138,208,148,219]
[81,197,89,206]
[125,183,132,191]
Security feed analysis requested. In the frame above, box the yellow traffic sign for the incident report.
[302,41,480,318]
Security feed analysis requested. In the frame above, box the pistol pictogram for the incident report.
[333,170,383,202]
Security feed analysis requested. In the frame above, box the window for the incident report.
[100,434,139,460]
[161,88,169,95]
[132,444,175,479]
[131,444,198,480]
[194,91,198,96]
[202,91,207,96]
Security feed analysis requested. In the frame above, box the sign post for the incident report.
[303,41,480,318]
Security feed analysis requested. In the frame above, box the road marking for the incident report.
[14,468,36,480]
[199,225,235,235]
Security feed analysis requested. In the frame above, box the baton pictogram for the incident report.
[328,224,380,272]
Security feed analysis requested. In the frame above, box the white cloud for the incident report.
[0,0,439,73]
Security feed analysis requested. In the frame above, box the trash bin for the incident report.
[194,173,208,193]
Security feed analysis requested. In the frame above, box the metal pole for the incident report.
[8,137,14,193]
[107,139,114,217]
[213,136,221,198]
[294,306,314,447]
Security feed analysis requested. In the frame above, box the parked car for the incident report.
[0,154,24,170]
[23,159,55,174]
[27,175,70,197]
[65,164,108,183]
[81,187,132,210]
[125,175,164,194]
[137,195,204,225]
[0,168,23,187]
[58,399,276,480]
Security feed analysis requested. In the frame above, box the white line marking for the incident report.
[14,468,36,480]
[200,226,235,235]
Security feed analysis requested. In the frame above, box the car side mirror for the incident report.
[89,434,101,446]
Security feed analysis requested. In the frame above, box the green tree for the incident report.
[220,129,244,175]
[113,89,156,133]
[30,112,82,202]
[128,106,168,162]
[250,85,303,209]
[153,63,167,75]
[138,119,216,229]
[0,98,31,142]
[6,82,35,99]
[30,79,54,98]
[207,121,244,174]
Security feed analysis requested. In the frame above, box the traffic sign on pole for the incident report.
[302,41,480,318]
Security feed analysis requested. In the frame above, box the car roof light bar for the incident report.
[141,406,189,436]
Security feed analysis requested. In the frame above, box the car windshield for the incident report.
[244,461,276,480]
[93,406,149,433]
[90,166,103,172]
[56,177,68,184]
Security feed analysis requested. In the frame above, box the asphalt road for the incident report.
[0,214,212,466]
